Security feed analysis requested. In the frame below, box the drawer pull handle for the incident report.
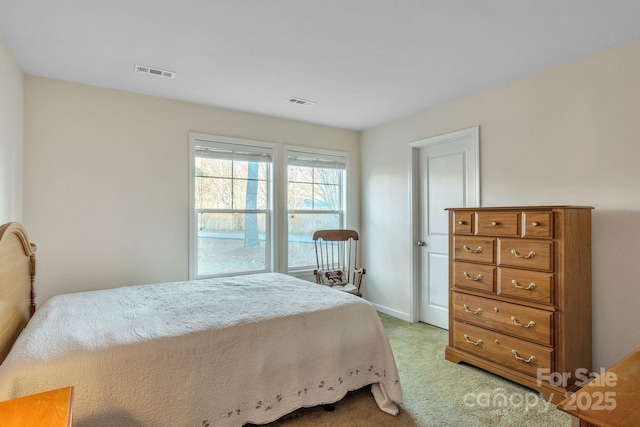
[491,221,498,226]
[511,249,536,259]
[463,304,483,315]
[464,334,483,346]
[512,279,536,290]
[463,272,483,281]
[512,349,536,363]
[458,220,465,225]
[531,221,539,227]
[511,316,536,328]
[463,245,483,254]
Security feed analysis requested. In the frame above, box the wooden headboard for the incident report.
[0,222,36,364]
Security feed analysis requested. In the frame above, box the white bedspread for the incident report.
[0,273,402,426]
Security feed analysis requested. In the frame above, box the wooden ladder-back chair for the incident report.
[313,229,366,297]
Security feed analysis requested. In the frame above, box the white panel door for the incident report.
[413,127,479,329]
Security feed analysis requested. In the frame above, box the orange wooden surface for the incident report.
[0,386,73,426]
[558,348,640,427]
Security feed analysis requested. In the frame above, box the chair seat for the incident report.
[330,283,359,294]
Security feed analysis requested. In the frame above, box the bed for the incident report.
[0,222,402,426]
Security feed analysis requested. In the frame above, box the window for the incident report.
[189,135,349,279]
[190,134,274,278]
[286,148,347,271]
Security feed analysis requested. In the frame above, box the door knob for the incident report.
[417,241,426,246]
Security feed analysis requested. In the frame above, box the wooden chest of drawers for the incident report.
[444,206,593,404]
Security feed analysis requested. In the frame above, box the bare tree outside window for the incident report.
[244,162,260,247]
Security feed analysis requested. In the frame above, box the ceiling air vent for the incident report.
[135,64,176,79]
[288,97,317,107]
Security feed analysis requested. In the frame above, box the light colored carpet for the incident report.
[249,312,572,426]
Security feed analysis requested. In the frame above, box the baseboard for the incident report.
[370,303,410,322]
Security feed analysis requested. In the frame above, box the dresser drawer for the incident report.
[523,210,553,239]
[453,212,474,235]
[453,262,495,293]
[498,267,554,305]
[452,292,553,346]
[477,211,520,236]
[452,321,553,377]
[453,236,495,264]
[498,238,553,271]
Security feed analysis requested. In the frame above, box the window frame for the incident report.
[283,145,349,274]
[189,135,350,279]
[189,133,277,279]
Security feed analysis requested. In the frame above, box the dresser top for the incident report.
[446,205,594,211]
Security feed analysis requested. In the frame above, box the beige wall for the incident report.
[361,40,640,370]
[0,36,23,224]
[15,33,640,371]
[24,76,360,302]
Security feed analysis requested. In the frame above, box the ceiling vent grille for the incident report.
[288,97,317,106]
[135,64,176,79]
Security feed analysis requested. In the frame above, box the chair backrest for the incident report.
[313,229,360,285]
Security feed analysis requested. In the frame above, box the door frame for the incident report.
[408,126,480,323]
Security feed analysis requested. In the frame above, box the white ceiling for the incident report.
[1,1,639,131]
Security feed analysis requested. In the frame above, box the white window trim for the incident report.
[189,132,278,280]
